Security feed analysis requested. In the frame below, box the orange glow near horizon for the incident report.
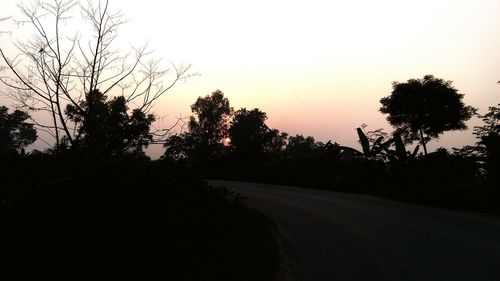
[1,0,499,158]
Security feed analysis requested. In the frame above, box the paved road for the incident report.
[209,180,500,281]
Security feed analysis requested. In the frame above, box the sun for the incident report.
[223,137,231,147]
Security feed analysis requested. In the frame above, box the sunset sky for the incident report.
[1,0,499,157]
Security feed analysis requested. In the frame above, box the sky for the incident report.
[1,0,500,158]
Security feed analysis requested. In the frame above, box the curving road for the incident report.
[209,180,500,281]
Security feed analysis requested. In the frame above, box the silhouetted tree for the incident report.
[352,126,418,162]
[265,129,288,154]
[66,90,155,157]
[229,108,273,161]
[0,0,192,149]
[164,90,233,165]
[284,135,318,160]
[162,132,197,162]
[380,75,476,155]
[0,106,37,154]
[189,90,233,145]
[473,104,500,185]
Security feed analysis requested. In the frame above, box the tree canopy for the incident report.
[0,106,37,154]
[66,90,155,157]
[229,108,273,161]
[473,104,500,185]
[474,104,500,151]
[380,75,476,154]
[284,135,319,160]
[164,90,233,163]
[188,90,233,146]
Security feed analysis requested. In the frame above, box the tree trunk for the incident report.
[419,128,428,155]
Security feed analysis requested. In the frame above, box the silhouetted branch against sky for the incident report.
[0,0,194,150]
[1,0,500,158]
[0,16,12,36]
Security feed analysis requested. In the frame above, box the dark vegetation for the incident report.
[0,106,36,154]
[162,78,499,215]
[1,0,499,278]
[380,75,476,155]
[2,156,278,279]
[0,79,280,281]
[0,1,279,279]
[0,92,280,279]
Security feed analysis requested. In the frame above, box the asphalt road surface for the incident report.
[209,180,500,281]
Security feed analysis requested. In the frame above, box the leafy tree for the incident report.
[66,90,155,157]
[229,108,273,161]
[162,132,197,162]
[0,106,37,154]
[164,90,233,163]
[284,135,318,160]
[380,75,476,155]
[474,104,500,148]
[351,126,418,161]
[265,129,289,154]
[473,104,500,185]
[188,90,233,146]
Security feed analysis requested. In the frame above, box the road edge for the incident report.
[207,180,299,280]
[272,223,299,281]
[251,207,299,281]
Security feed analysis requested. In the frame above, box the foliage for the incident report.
[0,106,37,154]
[284,135,318,159]
[163,132,196,161]
[474,104,500,155]
[164,90,233,166]
[66,90,155,157]
[265,129,289,154]
[357,127,372,156]
[349,126,414,161]
[473,104,500,185]
[160,90,499,214]
[2,156,279,281]
[380,75,476,154]
[229,108,274,161]
[189,90,233,146]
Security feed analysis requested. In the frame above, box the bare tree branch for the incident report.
[1,0,195,151]
[0,16,13,36]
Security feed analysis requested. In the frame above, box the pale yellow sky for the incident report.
[1,0,500,157]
